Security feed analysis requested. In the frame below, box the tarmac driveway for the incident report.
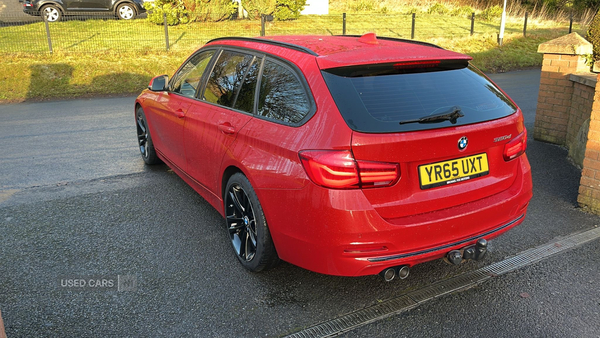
[0,68,599,337]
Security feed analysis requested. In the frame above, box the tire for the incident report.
[224,173,279,272]
[116,3,136,20]
[41,5,62,22]
[135,106,160,165]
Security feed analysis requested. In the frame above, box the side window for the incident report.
[204,51,254,108]
[258,59,311,124]
[171,50,214,98]
[232,57,262,113]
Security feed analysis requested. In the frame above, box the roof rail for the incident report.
[336,35,444,49]
[206,37,319,56]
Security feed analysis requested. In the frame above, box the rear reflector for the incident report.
[503,130,527,161]
[299,150,399,189]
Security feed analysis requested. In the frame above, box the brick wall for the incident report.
[535,66,571,143]
[535,34,592,144]
[567,82,594,147]
[534,33,600,215]
[566,76,595,166]
[578,80,600,214]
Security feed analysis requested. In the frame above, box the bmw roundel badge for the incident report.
[458,136,468,150]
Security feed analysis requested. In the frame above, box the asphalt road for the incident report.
[0,69,599,337]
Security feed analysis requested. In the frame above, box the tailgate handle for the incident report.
[218,123,236,135]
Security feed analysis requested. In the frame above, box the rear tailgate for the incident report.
[321,60,526,220]
[352,113,525,219]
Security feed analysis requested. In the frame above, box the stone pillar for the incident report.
[578,74,600,214]
[535,33,592,144]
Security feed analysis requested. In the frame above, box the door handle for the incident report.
[175,109,185,118]
[218,123,236,135]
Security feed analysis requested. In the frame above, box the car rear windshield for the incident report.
[321,61,517,133]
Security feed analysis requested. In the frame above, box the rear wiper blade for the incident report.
[399,106,464,125]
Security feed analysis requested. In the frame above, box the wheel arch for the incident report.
[221,166,245,201]
[38,1,65,13]
[134,102,156,147]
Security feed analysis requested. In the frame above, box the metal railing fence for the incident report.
[0,11,585,55]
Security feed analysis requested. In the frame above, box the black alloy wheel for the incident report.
[225,173,278,272]
[136,107,160,165]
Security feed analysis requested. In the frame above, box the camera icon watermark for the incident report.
[58,275,137,292]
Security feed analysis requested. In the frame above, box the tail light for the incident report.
[503,130,527,161]
[299,150,399,189]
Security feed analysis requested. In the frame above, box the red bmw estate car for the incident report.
[134,33,532,280]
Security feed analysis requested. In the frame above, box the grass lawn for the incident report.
[0,12,586,102]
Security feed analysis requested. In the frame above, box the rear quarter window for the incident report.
[257,59,312,125]
[322,62,517,133]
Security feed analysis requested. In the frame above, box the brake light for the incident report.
[299,150,399,189]
[393,60,441,70]
[503,130,527,161]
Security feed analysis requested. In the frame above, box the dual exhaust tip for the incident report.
[380,265,410,282]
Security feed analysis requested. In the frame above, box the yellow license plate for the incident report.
[418,153,489,190]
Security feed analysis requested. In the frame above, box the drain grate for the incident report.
[482,228,600,276]
[286,296,417,338]
[284,227,600,338]
[407,269,491,304]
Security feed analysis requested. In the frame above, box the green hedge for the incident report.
[588,9,600,63]
[145,0,237,25]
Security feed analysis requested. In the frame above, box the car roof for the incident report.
[206,34,472,70]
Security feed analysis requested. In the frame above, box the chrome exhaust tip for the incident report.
[396,265,410,279]
[380,267,396,282]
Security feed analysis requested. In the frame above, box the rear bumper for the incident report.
[367,213,524,263]
[259,154,532,277]
[22,7,38,16]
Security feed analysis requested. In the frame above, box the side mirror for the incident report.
[149,75,168,91]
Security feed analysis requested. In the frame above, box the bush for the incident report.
[427,3,449,15]
[242,0,276,19]
[185,0,237,22]
[587,9,600,63]
[451,5,474,18]
[348,0,375,12]
[274,0,306,20]
[404,6,420,15]
[146,0,236,24]
[145,0,190,25]
[477,5,502,21]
